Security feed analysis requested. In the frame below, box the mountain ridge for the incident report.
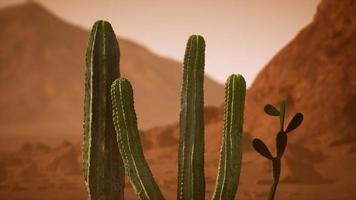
[0,1,224,150]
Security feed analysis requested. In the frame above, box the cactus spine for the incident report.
[252,102,303,200]
[111,78,165,200]
[83,20,124,200]
[177,35,206,200]
[212,74,246,200]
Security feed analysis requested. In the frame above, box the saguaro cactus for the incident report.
[252,102,303,200]
[83,20,124,200]
[177,35,206,200]
[212,74,246,200]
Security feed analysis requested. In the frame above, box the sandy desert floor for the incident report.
[0,123,355,200]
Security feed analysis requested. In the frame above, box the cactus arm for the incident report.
[83,20,124,200]
[212,74,246,200]
[264,104,280,116]
[177,35,206,200]
[252,139,273,160]
[285,113,303,133]
[111,78,165,200]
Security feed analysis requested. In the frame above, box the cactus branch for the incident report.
[285,113,304,133]
[252,139,273,160]
[212,74,246,200]
[264,104,280,116]
[111,78,165,200]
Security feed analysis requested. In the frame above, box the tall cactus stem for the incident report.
[212,74,246,200]
[177,35,206,200]
[83,20,124,200]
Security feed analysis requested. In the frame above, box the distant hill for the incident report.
[0,1,223,150]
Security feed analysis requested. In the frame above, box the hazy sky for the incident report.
[1,0,320,85]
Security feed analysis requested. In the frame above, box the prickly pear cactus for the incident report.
[83,20,124,200]
[252,102,303,200]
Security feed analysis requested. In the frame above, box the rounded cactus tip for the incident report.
[91,20,115,33]
[187,35,206,47]
[112,78,132,90]
[226,74,246,86]
[94,20,110,26]
[188,34,205,40]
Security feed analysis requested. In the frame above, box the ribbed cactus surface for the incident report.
[111,78,165,200]
[83,20,124,200]
[212,74,246,200]
[177,35,206,200]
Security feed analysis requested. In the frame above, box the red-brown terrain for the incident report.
[0,0,355,199]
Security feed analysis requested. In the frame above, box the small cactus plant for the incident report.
[252,102,303,200]
[82,20,304,200]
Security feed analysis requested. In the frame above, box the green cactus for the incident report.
[177,35,206,200]
[82,22,304,200]
[108,35,246,200]
[83,20,125,200]
[212,74,246,200]
[252,102,304,200]
[111,78,165,200]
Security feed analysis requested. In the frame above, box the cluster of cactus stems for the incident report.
[252,103,303,200]
[83,20,303,200]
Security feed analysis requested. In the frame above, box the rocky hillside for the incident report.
[244,0,356,148]
[0,1,223,151]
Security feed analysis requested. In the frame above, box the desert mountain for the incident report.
[0,1,223,151]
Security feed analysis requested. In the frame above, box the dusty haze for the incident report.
[0,0,320,85]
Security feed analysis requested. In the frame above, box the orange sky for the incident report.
[1,0,320,86]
